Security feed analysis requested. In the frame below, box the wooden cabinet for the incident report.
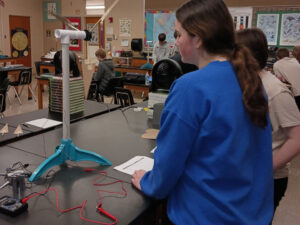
[0,57,17,66]
[112,56,153,67]
[131,57,153,67]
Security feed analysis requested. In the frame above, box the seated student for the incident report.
[273,48,300,110]
[236,28,300,221]
[53,50,80,77]
[292,46,300,64]
[92,48,115,95]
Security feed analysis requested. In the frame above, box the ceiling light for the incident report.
[86,5,105,9]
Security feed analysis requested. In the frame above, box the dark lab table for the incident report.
[8,103,156,182]
[0,101,121,145]
[0,102,157,225]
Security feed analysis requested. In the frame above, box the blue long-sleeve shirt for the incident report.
[141,61,273,225]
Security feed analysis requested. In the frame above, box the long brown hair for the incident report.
[176,0,268,128]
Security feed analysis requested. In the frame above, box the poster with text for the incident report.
[119,19,131,37]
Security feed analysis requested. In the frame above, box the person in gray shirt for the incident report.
[152,33,170,64]
[93,48,115,94]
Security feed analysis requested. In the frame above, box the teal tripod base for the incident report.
[29,139,111,182]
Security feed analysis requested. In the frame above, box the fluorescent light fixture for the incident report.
[86,5,105,9]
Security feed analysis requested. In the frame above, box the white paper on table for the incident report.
[114,156,154,175]
[25,118,62,129]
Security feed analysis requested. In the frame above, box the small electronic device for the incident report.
[0,196,28,217]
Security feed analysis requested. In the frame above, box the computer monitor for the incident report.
[131,38,143,52]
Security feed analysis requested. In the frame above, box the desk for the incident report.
[0,57,17,66]
[115,65,152,77]
[124,82,150,98]
[0,102,156,225]
[0,66,33,99]
[131,57,153,67]
[39,62,55,74]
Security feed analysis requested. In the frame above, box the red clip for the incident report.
[97,205,117,222]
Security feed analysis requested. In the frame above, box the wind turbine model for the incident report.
[29,0,120,182]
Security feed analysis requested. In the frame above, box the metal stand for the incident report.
[29,30,111,182]
[141,41,153,69]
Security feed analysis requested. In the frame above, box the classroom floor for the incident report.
[2,77,300,225]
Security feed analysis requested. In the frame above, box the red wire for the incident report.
[21,187,83,213]
[22,169,127,225]
[79,200,118,225]
[85,168,128,211]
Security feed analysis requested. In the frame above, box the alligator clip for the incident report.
[97,203,117,222]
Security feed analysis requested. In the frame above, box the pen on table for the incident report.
[22,123,30,128]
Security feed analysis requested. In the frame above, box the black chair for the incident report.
[8,69,37,105]
[97,77,123,102]
[34,61,41,76]
[0,78,9,117]
[114,87,135,107]
[87,80,98,101]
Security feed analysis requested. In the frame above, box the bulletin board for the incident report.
[144,11,176,46]
[256,11,300,47]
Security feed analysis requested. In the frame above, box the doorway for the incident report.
[85,17,105,62]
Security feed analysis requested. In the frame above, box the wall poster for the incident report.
[256,13,280,45]
[119,19,131,37]
[63,17,81,51]
[43,1,61,21]
[280,13,300,46]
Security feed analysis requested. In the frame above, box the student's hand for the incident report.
[131,170,146,191]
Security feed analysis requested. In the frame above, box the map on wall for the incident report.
[145,11,176,46]
[256,14,279,45]
[280,13,300,46]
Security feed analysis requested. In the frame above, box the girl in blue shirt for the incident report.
[132,0,273,224]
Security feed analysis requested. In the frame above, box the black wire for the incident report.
[23,169,57,199]
[9,161,32,175]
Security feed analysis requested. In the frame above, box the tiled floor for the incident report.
[2,76,300,224]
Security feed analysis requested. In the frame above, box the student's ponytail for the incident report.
[230,45,268,128]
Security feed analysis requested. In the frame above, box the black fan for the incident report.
[151,58,183,92]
